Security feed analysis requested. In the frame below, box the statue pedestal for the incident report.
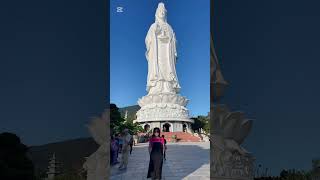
[134,93,193,132]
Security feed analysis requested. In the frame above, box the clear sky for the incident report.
[214,0,320,175]
[110,0,210,116]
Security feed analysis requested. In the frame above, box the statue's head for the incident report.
[155,2,167,22]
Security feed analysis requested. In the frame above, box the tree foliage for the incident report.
[191,115,209,135]
[110,103,144,135]
[279,169,312,180]
[0,132,35,180]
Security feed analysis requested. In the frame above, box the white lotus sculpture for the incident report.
[83,111,109,180]
[211,105,255,178]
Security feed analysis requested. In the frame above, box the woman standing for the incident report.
[147,127,165,180]
[111,135,119,165]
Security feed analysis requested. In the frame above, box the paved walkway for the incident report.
[111,142,210,180]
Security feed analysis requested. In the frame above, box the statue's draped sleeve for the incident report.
[173,32,177,63]
[145,24,158,92]
[145,24,153,61]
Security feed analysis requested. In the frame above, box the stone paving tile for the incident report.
[111,142,209,180]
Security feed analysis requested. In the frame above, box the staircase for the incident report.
[161,132,201,142]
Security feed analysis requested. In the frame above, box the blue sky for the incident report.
[110,0,210,116]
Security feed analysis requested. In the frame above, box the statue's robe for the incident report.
[145,22,180,94]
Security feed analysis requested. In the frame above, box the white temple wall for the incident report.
[140,121,192,133]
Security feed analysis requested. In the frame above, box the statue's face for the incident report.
[157,7,166,19]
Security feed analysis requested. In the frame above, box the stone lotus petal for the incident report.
[87,117,107,145]
[235,119,253,145]
[153,95,161,103]
[138,94,189,107]
[224,112,245,133]
[178,97,184,105]
[221,111,252,146]
[84,113,108,180]
[213,105,252,146]
[162,94,170,102]
[168,104,175,108]
[222,115,238,140]
[212,105,230,130]
[172,95,178,103]
[182,98,188,106]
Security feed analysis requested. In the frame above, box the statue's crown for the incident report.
[157,2,166,11]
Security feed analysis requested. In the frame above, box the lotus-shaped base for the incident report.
[138,93,189,107]
[135,93,193,123]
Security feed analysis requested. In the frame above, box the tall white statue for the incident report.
[145,2,180,95]
[135,2,193,132]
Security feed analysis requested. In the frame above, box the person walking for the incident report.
[115,134,120,160]
[119,129,132,170]
[161,135,167,161]
[129,135,134,154]
[117,133,123,153]
[147,127,164,180]
[111,135,119,165]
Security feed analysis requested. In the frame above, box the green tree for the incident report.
[121,121,144,135]
[191,115,209,135]
[110,103,144,135]
[191,117,203,132]
[280,169,311,180]
[0,132,35,180]
[198,115,209,135]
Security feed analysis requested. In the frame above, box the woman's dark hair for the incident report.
[152,127,161,137]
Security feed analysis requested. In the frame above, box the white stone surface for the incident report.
[83,115,109,180]
[140,121,192,133]
[111,142,210,180]
[145,2,180,95]
[135,2,193,132]
[211,35,255,180]
[211,105,255,179]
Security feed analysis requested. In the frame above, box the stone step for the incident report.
[161,132,201,142]
[137,132,202,142]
